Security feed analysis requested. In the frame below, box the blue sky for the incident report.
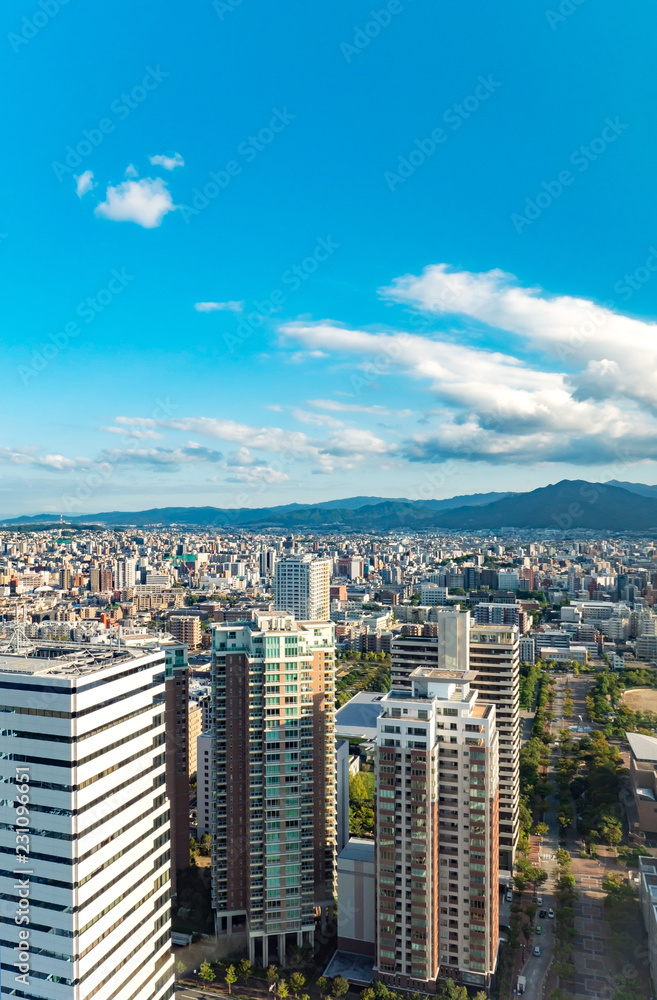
[2,0,657,515]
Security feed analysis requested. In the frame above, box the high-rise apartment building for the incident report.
[164,642,191,889]
[169,615,201,648]
[469,623,520,871]
[274,555,331,622]
[188,703,203,775]
[211,612,336,966]
[197,732,213,838]
[259,548,278,578]
[114,558,137,591]
[374,667,499,993]
[0,645,174,1000]
[391,628,439,691]
[89,566,100,593]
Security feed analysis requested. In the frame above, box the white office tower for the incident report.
[274,555,331,622]
[374,667,499,993]
[0,646,174,1000]
[469,624,520,872]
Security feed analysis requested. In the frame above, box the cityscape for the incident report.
[0,518,656,999]
[4,0,657,998]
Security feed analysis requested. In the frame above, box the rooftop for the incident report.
[627,731,657,763]
[409,667,476,681]
[335,691,385,739]
[338,837,376,864]
[0,644,157,678]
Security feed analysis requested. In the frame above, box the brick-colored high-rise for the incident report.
[469,623,520,871]
[374,667,499,993]
[211,612,336,966]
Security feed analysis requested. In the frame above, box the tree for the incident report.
[534,822,549,838]
[332,977,349,1000]
[317,977,330,999]
[267,966,280,988]
[289,972,306,998]
[237,958,253,983]
[199,961,216,984]
[525,902,538,923]
[225,965,237,995]
[175,960,186,977]
[277,981,290,1000]
[436,979,467,1000]
[612,968,643,1000]
[473,993,488,1000]
[601,817,623,851]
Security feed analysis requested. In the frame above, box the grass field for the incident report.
[622,687,657,712]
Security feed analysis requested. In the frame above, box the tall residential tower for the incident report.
[469,623,520,871]
[374,667,499,993]
[274,556,331,622]
[210,613,336,966]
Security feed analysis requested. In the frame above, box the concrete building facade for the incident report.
[210,613,336,966]
[374,667,499,993]
[274,556,331,622]
[0,645,175,1000]
[469,623,520,872]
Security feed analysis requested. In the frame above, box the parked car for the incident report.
[535,925,542,935]
[505,890,513,903]
[539,909,547,919]
[536,895,543,905]
[533,946,541,957]
[548,908,555,919]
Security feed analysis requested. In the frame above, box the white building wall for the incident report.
[0,648,174,1000]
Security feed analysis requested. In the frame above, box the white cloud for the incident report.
[226,447,255,466]
[194,301,244,313]
[74,170,94,198]
[95,177,176,228]
[380,263,657,412]
[101,444,223,468]
[0,448,90,471]
[149,152,185,171]
[309,398,413,417]
[279,263,657,469]
[101,425,163,441]
[292,409,345,429]
[287,350,328,364]
[112,413,395,475]
[124,164,139,179]
[225,464,289,484]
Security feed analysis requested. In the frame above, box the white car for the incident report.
[533,946,541,957]
[548,908,555,919]
[536,895,543,905]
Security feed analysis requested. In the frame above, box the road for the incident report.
[514,673,569,998]
[176,989,222,1000]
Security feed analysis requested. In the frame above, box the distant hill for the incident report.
[2,481,657,531]
[606,480,657,499]
[0,491,514,528]
[426,480,657,531]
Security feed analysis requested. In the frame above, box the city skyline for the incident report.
[4,1,657,514]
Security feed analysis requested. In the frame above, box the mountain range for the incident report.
[4,480,657,531]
